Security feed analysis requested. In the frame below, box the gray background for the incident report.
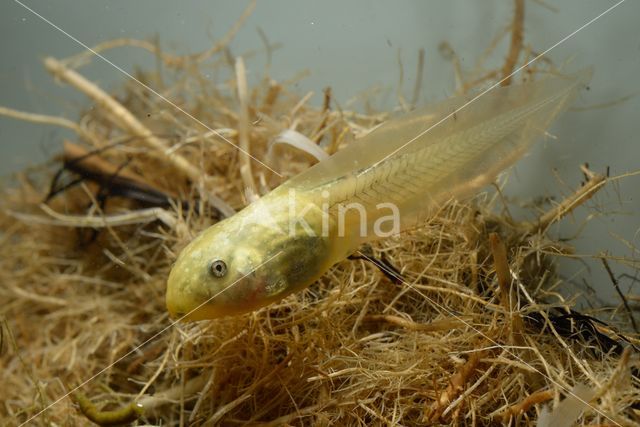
[1,0,639,307]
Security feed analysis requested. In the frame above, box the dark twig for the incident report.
[349,247,404,285]
[47,141,215,217]
[601,257,639,333]
[525,309,639,356]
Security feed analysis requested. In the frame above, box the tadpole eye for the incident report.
[209,259,227,278]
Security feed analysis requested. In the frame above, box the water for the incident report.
[1,0,638,305]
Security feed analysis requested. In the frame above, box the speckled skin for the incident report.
[166,71,589,321]
[166,186,338,320]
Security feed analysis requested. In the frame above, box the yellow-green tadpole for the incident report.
[166,71,591,321]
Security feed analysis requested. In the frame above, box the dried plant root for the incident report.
[500,389,554,422]
[490,232,524,340]
[8,203,176,228]
[2,2,639,425]
[0,106,100,145]
[43,56,200,181]
[527,164,607,235]
[363,315,467,332]
[501,0,526,86]
[426,347,487,423]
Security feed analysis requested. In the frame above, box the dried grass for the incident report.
[1,3,639,426]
